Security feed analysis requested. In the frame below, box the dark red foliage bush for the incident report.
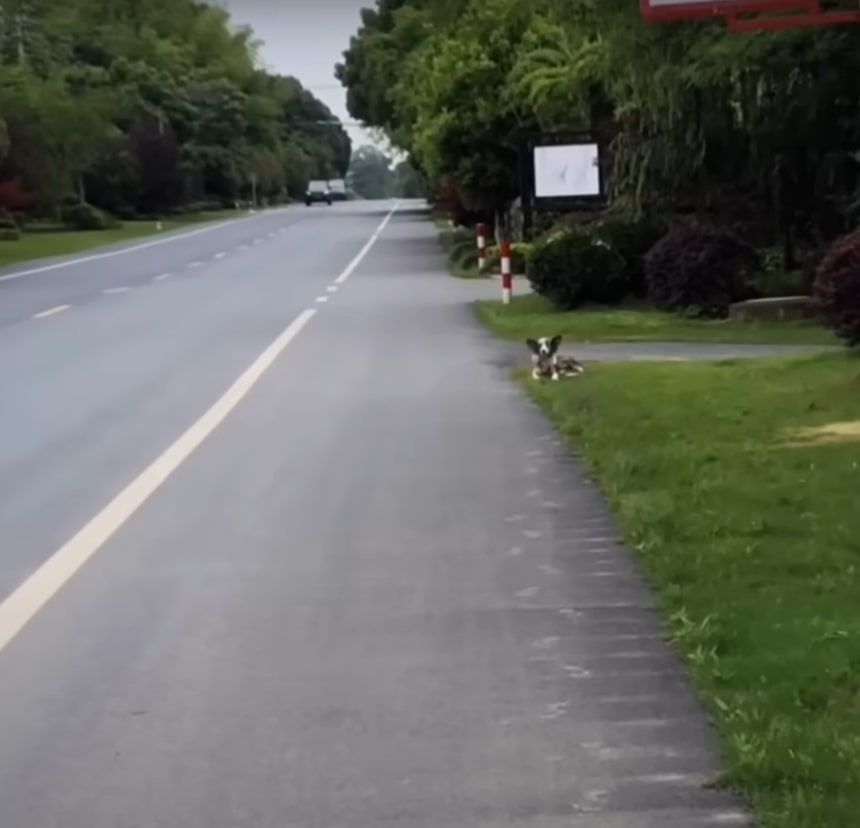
[0,178,31,212]
[645,225,760,317]
[813,228,860,347]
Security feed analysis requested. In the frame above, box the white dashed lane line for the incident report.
[33,305,70,319]
[103,287,129,295]
[187,261,203,269]
[315,296,328,303]
[214,252,226,259]
[326,285,337,293]
[154,273,171,281]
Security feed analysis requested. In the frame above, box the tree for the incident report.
[393,158,424,198]
[338,0,860,257]
[0,0,353,217]
[348,145,394,199]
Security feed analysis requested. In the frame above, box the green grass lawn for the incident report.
[476,294,839,346]
[0,211,240,269]
[522,351,860,828]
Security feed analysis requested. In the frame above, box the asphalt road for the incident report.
[0,202,751,827]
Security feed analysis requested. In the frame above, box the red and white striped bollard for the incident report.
[476,223,487,271]
[500,239,512,304]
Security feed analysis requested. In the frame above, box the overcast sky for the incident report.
[223,0,381,152]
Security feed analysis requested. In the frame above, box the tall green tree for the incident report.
[0,0,352,216]
[348,145,394,199]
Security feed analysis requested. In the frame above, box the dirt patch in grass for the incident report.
[787,419,860,445]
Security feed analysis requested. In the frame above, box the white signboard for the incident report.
[533,143,601,199]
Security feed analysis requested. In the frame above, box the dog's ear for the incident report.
[550,334,563,352]
[525,338,540,354]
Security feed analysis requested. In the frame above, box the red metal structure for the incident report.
[640,0,860,29]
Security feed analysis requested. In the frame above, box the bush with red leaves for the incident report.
[0,178,31,212]
[644,225,760,318]
[813,228,860,347]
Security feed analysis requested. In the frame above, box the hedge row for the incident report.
[523,216,860,346]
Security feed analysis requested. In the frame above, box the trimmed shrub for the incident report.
[439,227,479,272]
[0,227,20,241]
[0,209,18,231]
[592,216,667,299]
[0,179,31,212]
[528,224,628,310]
[60,203,118,231]
[11,211,31,228]
[645,225,760,317]
[813,228,860,346]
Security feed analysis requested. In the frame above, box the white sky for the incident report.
[223,0,382,151]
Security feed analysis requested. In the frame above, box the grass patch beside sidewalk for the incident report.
[0,211,239,269]
[521,351,860,828]
[476,294,838,346]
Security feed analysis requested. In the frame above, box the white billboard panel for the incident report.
[533,144,601,199]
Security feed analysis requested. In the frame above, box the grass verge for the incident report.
[521,351,860,828]
[476,294,838,346]
[0,211,239,269]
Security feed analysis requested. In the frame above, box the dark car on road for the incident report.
[305,180,332,206]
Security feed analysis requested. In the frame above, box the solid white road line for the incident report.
[0,308,315,654]
[334,201,398,285]
[0,212,283,284]
[33,305,70,319]
[0,204,395,656]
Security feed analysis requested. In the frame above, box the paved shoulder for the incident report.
[0,205,751,827]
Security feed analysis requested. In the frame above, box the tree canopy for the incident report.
[347,143,426,199]
[0,0,352,217]
[348,144,394,199]
[337,0,860,252]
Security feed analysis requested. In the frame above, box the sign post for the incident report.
[500,239,512,304]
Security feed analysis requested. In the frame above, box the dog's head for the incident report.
[526,335,562,363]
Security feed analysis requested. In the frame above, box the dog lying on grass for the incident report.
[526,335,585,381]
